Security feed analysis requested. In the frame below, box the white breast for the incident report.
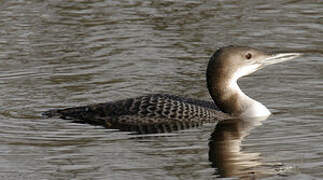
[239,100,271,118]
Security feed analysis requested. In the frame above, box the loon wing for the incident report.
[43,94,229,133]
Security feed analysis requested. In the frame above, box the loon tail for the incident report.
[42,109,61,118]
[42,105,104,124]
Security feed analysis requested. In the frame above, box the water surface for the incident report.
[0,0,322,179]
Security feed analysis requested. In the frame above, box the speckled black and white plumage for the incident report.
[44,94,230,133]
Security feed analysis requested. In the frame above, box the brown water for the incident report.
[0,0,322,179]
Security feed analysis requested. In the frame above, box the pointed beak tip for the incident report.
[293,52,303,57]
[278,52,303,58]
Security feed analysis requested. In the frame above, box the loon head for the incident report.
[207,46,302,118]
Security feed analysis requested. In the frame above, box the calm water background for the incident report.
[0,0,322,179]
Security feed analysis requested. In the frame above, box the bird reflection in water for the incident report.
[209,117,288,179]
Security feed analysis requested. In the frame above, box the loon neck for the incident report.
[207,59,271,118]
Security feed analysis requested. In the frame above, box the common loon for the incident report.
[44,46,302,133]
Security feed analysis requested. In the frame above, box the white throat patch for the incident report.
[232,64,260,82]
[228,64,271,118]
[229,64,260,93]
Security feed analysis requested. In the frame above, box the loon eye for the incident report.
[245,53,252,60]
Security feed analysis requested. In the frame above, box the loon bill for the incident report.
[43,46,302,133]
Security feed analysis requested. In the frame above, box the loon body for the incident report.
[44,46,301,133]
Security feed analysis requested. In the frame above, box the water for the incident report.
[0,0,322,179]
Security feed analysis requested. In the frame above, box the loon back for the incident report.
[44,94,230,133]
